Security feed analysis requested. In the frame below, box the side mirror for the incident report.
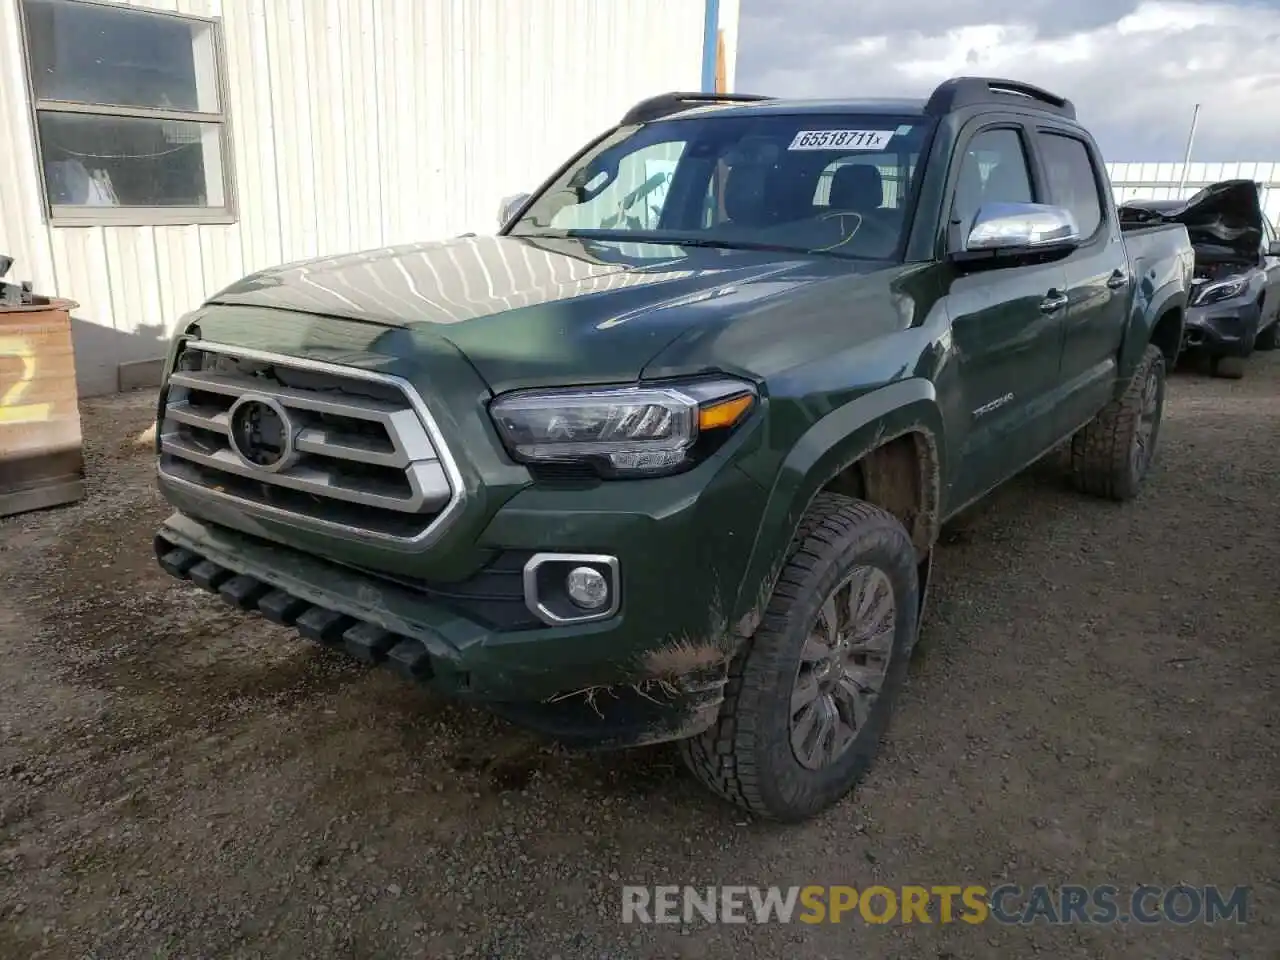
[953,202,1081,266]
[1267,240,1280,257]
[497,193,531,230]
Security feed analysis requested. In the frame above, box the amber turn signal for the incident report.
[698,393,755,431]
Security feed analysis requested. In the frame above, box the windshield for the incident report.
[506,112,934,261]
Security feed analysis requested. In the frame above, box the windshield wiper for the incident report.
[655,236,810,254]
[654,236,872,260]
[510,230,872,260]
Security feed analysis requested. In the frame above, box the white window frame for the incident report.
[19,0,237,227]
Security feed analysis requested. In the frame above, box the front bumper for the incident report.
[154,454,768,748]
[1182,295,1261,357]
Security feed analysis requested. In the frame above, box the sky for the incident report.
[736,0,1280,162]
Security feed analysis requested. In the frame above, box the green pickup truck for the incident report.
[153,77,1193,822]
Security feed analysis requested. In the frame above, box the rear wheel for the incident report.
[1069,344,1165,500]
[678,494,919,822]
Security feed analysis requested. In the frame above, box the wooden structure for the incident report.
[0,297,85,517]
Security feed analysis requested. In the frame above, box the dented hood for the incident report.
[1121,179,1263,262]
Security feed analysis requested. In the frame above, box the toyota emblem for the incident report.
[227,395,297,473]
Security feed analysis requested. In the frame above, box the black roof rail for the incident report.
[620,91,775,126]
[925,77,1076,120]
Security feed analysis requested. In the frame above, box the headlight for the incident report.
[1193,275,1249,306]
[489,378,757,478]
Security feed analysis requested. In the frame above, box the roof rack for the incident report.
[925,77,1075,120]
[620,92,775,126]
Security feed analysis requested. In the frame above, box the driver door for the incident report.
[938,123,1069,511]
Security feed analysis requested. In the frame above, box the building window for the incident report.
[20,0,234,226]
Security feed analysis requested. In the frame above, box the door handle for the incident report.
[1040,290,1069,313]
[1106,270,1129,289]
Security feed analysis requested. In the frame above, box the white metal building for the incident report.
[0,0,740,396]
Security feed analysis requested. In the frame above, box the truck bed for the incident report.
[1121,220,1192,278]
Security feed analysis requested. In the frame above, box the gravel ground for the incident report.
[1,354,1277,960]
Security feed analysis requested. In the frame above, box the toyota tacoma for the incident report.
[152,77,1193,822]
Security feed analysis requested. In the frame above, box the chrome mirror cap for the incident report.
[965,201,1082,251]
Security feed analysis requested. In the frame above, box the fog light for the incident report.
[565,566,609,609]
[523,552,620,625]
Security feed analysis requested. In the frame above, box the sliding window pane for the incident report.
[38,112,225,208]
[23,0,219,112]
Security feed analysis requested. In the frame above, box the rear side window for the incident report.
[1039,132,1104,238]
[951,128,1034,232]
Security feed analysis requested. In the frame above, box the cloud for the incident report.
[738,0,1280,160]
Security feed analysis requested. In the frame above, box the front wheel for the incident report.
[1068,343,1166,501]
[678,494,919,822]
[1255,318,1279,351]
[1211,355,1246,379]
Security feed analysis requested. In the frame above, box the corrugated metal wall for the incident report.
[1107,161,1280,226]
[0,0,710,395]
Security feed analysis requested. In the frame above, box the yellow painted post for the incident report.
[716,30,727,93]
[713,29,730,221]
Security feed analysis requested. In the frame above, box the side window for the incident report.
[1261,216,1274,254]
[1039,132,1104,238]
[951,128,1034,233]
[550,140,687,231]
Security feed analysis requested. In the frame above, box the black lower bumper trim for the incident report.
[158,547,200,579]
[342,622,398,665]
[386,639,434,680]
[155,534,436,683]
[295,606,354,645]
[219,574,272,610]
[189,558,232,591]
[258,589,308,626]
[152,529,724,749]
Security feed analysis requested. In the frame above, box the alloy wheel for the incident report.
[789,565,896,770]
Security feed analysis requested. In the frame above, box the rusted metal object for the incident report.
[0,296,85,517]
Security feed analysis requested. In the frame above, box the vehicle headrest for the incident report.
[828,164,883,211]
[766,166,822,222]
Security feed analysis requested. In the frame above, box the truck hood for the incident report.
[205,234,857,393]
[1120,179,1262,263]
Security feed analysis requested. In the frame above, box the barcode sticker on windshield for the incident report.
[788,129,894,151]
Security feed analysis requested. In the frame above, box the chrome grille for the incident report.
[157,340,462,544]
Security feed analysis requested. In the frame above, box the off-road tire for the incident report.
[678,493,919,822]
[1069,343,1166,501]
[1253,318,1278,351]
[1211,355,1246,379]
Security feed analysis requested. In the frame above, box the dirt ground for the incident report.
[1,354,1277,960]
